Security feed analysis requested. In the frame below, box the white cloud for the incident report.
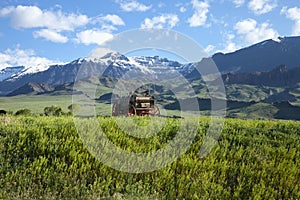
[248,0,277,15]
[234,18,279,45]
[179,7,187,13]
[76,29,114,45]
[235,18,257,34]
[204,45,215,55]
[0,47,58,69]
[0,5,125,45]
[281,7,300,35]
[210,14,228,27]
[187,0,210,27]
[92,14,125,32]
[0,53,13,68]
[158,3,166,8]
[175,3,188,13]
[232,0,245,7]
[101,14,125,26]
[217,33,241,53]
[0,5,89,31]
[222,42,240,53]
[33,29,68,43]
[141,14,179,29]
[116,0,152,12]
[0,6,14,16]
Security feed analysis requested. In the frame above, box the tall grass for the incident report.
[0,116,299,199]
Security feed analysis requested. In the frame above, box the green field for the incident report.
[2,77,300,120]
[0,94,113,115]
[0,115,299,199]
[0,95,73,114]
[2,92,300,120]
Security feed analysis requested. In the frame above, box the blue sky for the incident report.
[0,0,299,68]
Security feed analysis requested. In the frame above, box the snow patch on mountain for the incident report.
[1,49,192,81]
[0,64,52,80]
[10,63,53,79]
[0,66,25,81]
[88,48,127,65]
[21,63,50,75]
[127,57,152,74]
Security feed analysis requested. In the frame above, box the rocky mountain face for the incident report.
[0,63,81,95]
[223,65,300,87]
[1,36,300,96]
[211,36,300,73]
[7,82,54,96]
[0,51,190,95]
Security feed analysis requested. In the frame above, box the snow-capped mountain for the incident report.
[1,36,300,96]
[12,63,51,79]
[1,51,187,81]
[0,51,188,95]
[0,66,25,81]
[0,63,57,81]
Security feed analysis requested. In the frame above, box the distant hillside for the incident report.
[7,82,53,96]
[223,65,300,87]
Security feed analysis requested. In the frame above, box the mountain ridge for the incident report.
[1,36,300,97]
[223,65,300,87]
[7,82,54,96]
[211,36,300,72]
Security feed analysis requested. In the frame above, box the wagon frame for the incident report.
[112,90,160,116]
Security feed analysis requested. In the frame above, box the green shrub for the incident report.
[15,108,32,116]
[44,105,63,116]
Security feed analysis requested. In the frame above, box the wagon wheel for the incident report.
[150,105,160,116]
[128,104,136,116]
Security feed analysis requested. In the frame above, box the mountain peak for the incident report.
[89,48,126,60]
[82,48,129,64]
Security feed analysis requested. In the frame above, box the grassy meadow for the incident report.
[0,95,73,114]
[0,94,113,115]
[0,115,299,199]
